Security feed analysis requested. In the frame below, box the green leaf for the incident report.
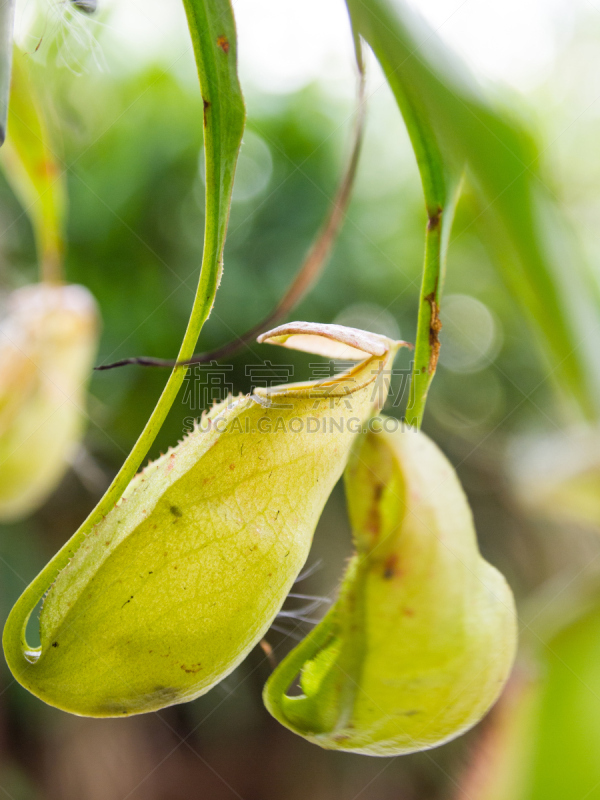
[525,603,600,800]
[264,419,517,755]
[346,0,598,420]
[0,48,67,282]
[5,324,403,716]
[459,600,600,800]
[182,0,245,305]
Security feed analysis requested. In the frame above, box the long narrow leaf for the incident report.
[347,3,460,428]
[346,0,598,419]
[182,0,245,301]
[0,48,67,282]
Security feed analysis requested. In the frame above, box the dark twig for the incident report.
[95,68,367,372]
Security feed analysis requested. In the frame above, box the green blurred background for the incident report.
[2,0,600,798]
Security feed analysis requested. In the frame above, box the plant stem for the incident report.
[40,228,64,285]
[404,215,443,429]
[405,184,460,430]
